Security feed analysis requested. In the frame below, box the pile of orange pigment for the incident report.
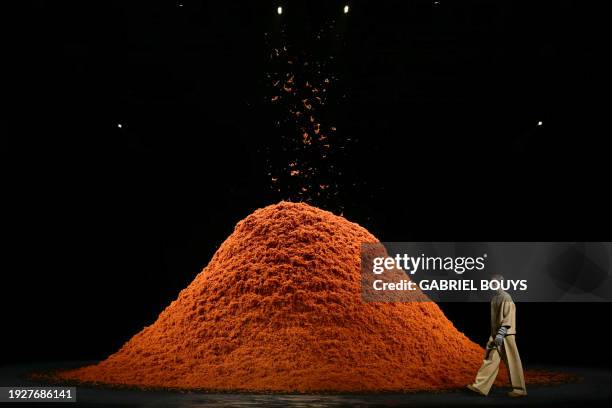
[55,202,568,392]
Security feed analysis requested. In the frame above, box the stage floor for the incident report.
[1,362,611,407]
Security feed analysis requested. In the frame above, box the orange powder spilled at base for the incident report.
[56,202,567,392]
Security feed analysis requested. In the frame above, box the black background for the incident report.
[6,0,611,369]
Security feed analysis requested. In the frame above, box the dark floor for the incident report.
[1,362,611,407]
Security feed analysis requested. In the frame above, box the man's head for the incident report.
[490,274,504,294]
[490,274,504,284]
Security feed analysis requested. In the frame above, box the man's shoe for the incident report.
[508,390,527,397]
[466,384,486,396]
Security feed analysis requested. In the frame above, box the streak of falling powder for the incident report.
[263,22,352,213]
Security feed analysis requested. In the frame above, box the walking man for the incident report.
[467,274,527,397]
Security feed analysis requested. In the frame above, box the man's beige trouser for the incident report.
[472,335,526,395]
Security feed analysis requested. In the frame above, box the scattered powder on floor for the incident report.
[56,202,567,392]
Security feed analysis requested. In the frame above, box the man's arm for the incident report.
[494,299,515,346]
[500,299,515,328]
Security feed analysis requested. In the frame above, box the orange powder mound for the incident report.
[56,202,565,392]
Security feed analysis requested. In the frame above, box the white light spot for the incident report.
[537,121,543,126]
[277,6,283,15]
[344,5,349,14]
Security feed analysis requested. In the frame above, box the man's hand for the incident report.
[494,326,508,347]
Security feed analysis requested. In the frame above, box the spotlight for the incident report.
[277,6,283,15]
[344,5,349,14]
